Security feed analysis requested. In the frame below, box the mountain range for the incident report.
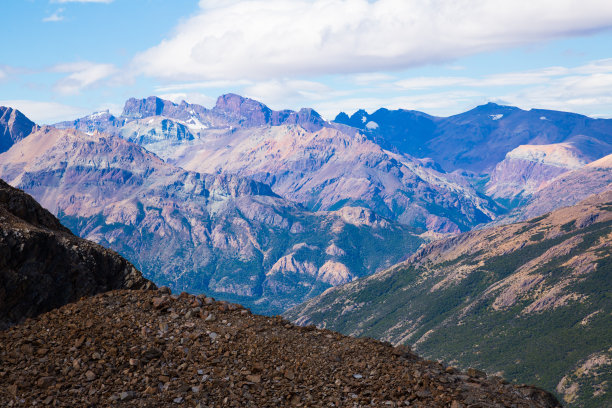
[3,96,612,317]
[0,114,420,315]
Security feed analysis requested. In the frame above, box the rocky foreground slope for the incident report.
[0,288,561,407]
[287,191,612,407]
[0,179,154,330]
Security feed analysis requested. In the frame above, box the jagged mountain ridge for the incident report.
[0,179,154,330]
[0,125,421,314]
[56,95,501,233]
[335,103,612,174]
[56,93,329,136]
[286,191,612,407]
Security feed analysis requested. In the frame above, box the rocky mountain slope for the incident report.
[286,191,612,407]
[0,287,561,407]
[336,103,612,174]
[485,142,592,205]
[495,154,612,224]
[0,125,420,314]
[0,107,37,154]
[56,95,501,233]
[0,179,154,330]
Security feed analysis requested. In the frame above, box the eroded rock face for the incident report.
[0,179,155,330]
[486,143,591,203]
[0,288,561,407]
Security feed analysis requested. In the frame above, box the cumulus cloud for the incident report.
[52,62,118,95]
[0,100,89,124]
[132,0,612,81]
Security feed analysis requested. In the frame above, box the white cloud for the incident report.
[243,79,331,106]
[0,100,89,124]
[132,0,612,81]
[503,72,612,114]
[43,8,64,22]
[154,80,252,93]
[0,69,5,80]
[351,73,396,85]
[52,62,118,95]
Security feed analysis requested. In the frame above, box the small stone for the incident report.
[284,370,295,380]
[158,286,171,295]
[36,376,55,388]
[174,397,184,403]
[144,386,157,395]
[209,332,218,341]
[353,373,363,379]
[152,297,170,310]
[85,370,96,381]
[467,368,487,379]
[246,374,261,383]
[129,358,139,366]
[192,386,201,392]
[120,391,136,401]
[205,313,216,322]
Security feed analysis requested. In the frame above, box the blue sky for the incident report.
[2,0,612,123]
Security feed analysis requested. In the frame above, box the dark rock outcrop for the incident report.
[0,179,155,330]
[0,107,37,154]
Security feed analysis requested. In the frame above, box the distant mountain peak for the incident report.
[470,101,520,113]
[122,96,178,119]
[0,106,37,154]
